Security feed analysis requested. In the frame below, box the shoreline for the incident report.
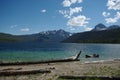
[0,59,79,66]
[84,58,120,63]
[0,60,120,80]
[0,58,120,65]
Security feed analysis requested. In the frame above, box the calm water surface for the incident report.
[0,42,120,62]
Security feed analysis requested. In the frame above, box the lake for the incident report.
[0,42,120,62]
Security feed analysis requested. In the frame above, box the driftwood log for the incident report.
[58,75,120,80]
[0,51,81,66]
[0,69,51,76]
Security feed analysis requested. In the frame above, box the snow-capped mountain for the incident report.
[0,29,72,42]
[33,29,71,42]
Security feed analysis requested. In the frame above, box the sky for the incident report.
[0,0,120,35]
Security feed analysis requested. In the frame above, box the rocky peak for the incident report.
[92,23,107,31]
[107,25,120,30]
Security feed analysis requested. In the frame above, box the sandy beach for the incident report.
[0,60,120,80]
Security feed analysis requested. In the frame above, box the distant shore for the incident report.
[0,59,120,80]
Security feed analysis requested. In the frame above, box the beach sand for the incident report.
[0,60,120,80]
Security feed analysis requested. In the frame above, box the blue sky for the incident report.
[0,0,120,35]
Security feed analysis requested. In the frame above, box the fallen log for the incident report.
[0,69,51,76]
[0,51,81,66]
[0,59,79,66]
[58,75,120,80]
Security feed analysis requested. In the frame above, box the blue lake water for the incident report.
[0,42,120,62]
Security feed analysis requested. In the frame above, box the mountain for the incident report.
[107,25,120,30]
[31,29,71,42]
[63,24,120,43]
[92,23,120,31]
[0,29,71,42]
[92,23,107,31]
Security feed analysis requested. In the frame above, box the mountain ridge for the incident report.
[91,23,120,31]
[63,24,120,43]
[92,23,107,31]
[0,29,71,42]
[0,24,120,43]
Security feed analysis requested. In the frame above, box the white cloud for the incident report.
[61,0,90,31]
[71,0,77,4]
[62,0,83,7]
[105,12,120,23]
[70,7,82,16]
[62,0,71,7]
[78,0,83,3]
[10,25,17,28]
[21,28,30,32]
[71,0,83,3]
[41,9,46,13]
[107,0,120,10]
[59,10,70,18]
[69,25,92,31]
[69,27,76,30]
[103,0,120,24]
[102,12,110,17]
[59,7,82,18]
[67,15,90,27]
[84,26,92,31]
[105,18,117,23]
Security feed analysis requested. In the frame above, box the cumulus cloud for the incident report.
[105,18,117,23]
[70,7,82,16]
[105,12,120,23]
[69,25,92,31]
[84,26,92,31]
[21,28,30,32]
[41,9,46,13]
[103,0,120,24]
[78,0,83,3]
[102,12,110,17]
[62,0,83,7]
[62,0,71,7]
[67,15,90,27]
[107,0,120,10]
[59,7,82,18]
[71,0,77,4]
[60,0,90,31]
[59,10,70,18]
[69,27,76,30]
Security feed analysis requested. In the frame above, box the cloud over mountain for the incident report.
[21,28,30,32]
[103,0,120,24]
[62,0,83,7]
[60,0,91,31]
[102,12,110,17]
[62,0,71,7]
[59,7,82,18]
[107,0,120,10]
[67,15,90,27]
[105,12,120,23]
